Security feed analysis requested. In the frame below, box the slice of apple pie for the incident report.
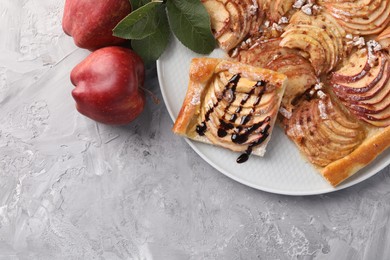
[173,58,287,162]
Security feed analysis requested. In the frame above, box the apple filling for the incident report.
[284,93,366,167]
[195,71,280,163]
[203,0,264,51]
[266,0,295,23]
[318,0,390,35]
[377,25,390,49]
[236,38,317,113]
[202,0,296,51]
[330,48,390,127]
[280,11,346,76]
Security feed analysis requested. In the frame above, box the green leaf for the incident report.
[131,5,170,65]
[113,2,161,40]
[166,0,216,54]
[130,0,153,10]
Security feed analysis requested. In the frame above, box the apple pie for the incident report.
[173,58,287,163]
[173,0,390,186]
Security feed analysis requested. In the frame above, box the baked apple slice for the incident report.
[284,93,366,167]
[319,0,390,35]
[280,29,326,76]
[265,53,318,113]
[332,52,385,94]
[377,25,390,49]
[266,0,295,23]
[203,0,263,51]
[236,38,317,113]
[322,0,382,17]
[281,11,348,75]
[330,48,390,127]
[282,24,336,75]
[202,0,230,39]
[330,49,370,83]
[173,58,288,162]
[289,11,347,62]
[249,0,267,36]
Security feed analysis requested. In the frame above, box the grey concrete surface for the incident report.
[0,1,389,259]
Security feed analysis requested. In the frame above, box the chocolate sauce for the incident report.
[291,84,317,106]
[196,74,271,164]
[229,81,267,147]
[230,113,238,122]
[196,74,241,136]
[231,133,249,144]
[217,129,228,138]
[232,116,271,145]
[236,119,271,164]
[240,114,252,125]
[217,121,234,138]
[236,153,249,164]
[196,122,207,136]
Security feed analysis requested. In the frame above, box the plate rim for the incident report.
[156,57,389,196]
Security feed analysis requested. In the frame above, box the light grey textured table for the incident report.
[1,1,390,259]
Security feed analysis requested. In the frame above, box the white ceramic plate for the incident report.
[156,37,390,196]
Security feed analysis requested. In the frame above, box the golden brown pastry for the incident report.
[173,58,287,162]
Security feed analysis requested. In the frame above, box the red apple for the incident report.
[62,0,131,50]
[71,46,145,125]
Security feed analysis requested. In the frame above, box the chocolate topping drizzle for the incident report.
[196,73,241,136]
[196,73,272,163]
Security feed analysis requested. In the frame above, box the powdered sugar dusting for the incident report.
[294,0,321,15]
[314,82,324,91]
[317,90,327,100]
[301,4,313,15]
[367,40,382,67]
[278,17,289,25]
[249,0,258,15]
[293,0,306,9]
[279,107,292,119]
[191,86,202,105]
[318,100,328,119]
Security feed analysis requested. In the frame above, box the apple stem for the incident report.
[140,86,160,105]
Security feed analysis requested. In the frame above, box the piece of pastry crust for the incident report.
[173,58,288,159]
[322,126,390,186]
